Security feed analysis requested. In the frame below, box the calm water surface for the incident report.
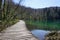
[31,30,50,40]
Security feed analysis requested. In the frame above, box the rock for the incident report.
[45,31,60,40]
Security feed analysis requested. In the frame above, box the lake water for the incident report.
[31,30,50,40]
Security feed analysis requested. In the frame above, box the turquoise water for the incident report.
[26,20,60,30]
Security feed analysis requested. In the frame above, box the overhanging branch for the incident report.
[11,0,22,14]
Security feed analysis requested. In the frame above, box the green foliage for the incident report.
[0,0,19,32]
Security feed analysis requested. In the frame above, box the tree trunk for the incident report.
[0,0,2,28]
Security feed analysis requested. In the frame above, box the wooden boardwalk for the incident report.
[0,20,39,40]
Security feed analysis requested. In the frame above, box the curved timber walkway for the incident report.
[0,20,39,40]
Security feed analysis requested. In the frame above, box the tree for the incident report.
[0,0,2,31]
[0,0,22,32]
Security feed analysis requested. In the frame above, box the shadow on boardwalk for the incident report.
[0,20,39,40]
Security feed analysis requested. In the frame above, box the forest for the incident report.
[13,3,60,30]
[0,0,60,40]
[0,0,60,32]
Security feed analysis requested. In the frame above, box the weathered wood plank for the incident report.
[0,20,39,40]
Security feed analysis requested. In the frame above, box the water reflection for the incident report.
[31,30,50,40]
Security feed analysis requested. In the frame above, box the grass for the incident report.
[25,20,60,30]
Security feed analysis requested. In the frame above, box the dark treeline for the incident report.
[7,0,60,22]
[17,6,60,22]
